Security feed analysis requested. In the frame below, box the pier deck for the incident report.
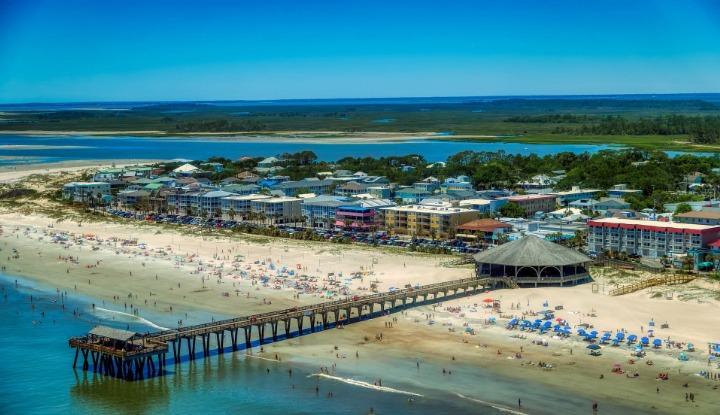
[69,276,492,380]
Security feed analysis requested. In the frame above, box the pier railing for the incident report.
[69,276,491,380]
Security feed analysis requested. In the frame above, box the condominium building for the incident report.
[250,197,302,224]
[382,205,479,239]
[62,182,111,202]
[301,196,357,229]
[499,194,556,217]
[220,194,271,219]
[586,218,720,258]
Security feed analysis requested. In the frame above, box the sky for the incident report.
[0,0,719,103]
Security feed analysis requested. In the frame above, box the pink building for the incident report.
[587,218,720,258]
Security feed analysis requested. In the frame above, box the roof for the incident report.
[457,219,512,232]
[301,195,354,207]
[89,325,137,341]
[383,205,476,215]
[588,217,720,231]
[675,210,720,220]
[473,235,591,266]
[202,190,237,198]
[173,163,199,173]
[503,194,556,202]
[222,194,271,201]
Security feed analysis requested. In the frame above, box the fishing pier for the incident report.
[69,276,490,380]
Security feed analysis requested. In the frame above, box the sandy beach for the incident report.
[0,164,719,413]
[0,209,719,413]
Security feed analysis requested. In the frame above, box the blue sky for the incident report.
[1,0,719,103]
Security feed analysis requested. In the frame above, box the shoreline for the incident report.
[0,212,718,413]
[2,129,717,152]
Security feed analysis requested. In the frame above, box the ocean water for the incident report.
[0,135,614,166]
[0,272,655,415]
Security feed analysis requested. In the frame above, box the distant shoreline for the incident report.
[1,129,719,152]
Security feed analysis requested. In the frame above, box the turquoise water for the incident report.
[0,272,655,414]
[0,135,614,166]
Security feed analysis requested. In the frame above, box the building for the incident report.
[368,186,393,199]
[117,190,150,208]
[382,205,479,239]
[500,194,556,217]
[517,174,557,192]
[395,188,431,204]
[172,163,200,177]
[250,197,302,224]
[554,186,600,205]
[334,206,377,231]
[594,198,631,211]
[608,184,642,199]
[62,182,111,202]
[221,184,261,195]
[221,194,271,219]
[441,176,473,193]
[674,209,720,226]
[456,219,512,244]
[458,198,506,214]
[197,190,237,216]
[272,178,334,197]
[257,157,281,169]
[586,217,720,258]
[474,235,592,287]
[334,181,369,197]
[301,196,357,229]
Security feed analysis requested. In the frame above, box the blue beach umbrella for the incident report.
[653,339,662,348]
[587,344,601,350]
[641,337,649,345]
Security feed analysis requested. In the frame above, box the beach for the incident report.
[1,207,719,413]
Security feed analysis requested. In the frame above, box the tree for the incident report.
[499,202,525,218]
[674,203,692,215]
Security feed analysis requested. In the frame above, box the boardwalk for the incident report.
[70,276,495,380]
[608,273,695,296]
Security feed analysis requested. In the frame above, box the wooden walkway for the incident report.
[608,274,696,296]
[70,276,496,380]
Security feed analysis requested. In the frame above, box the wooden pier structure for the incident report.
[69,276,491,380]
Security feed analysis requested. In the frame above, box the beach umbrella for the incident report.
[587,344,601,350]
[627,334,637,343]
[612,339,620,346]
[641,337,649,345]
[483,298,494,303]
[555,317,564,322]
[653,339,662,348]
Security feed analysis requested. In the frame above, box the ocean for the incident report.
[0,272,654,415]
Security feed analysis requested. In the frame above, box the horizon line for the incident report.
[2,91,720,107]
